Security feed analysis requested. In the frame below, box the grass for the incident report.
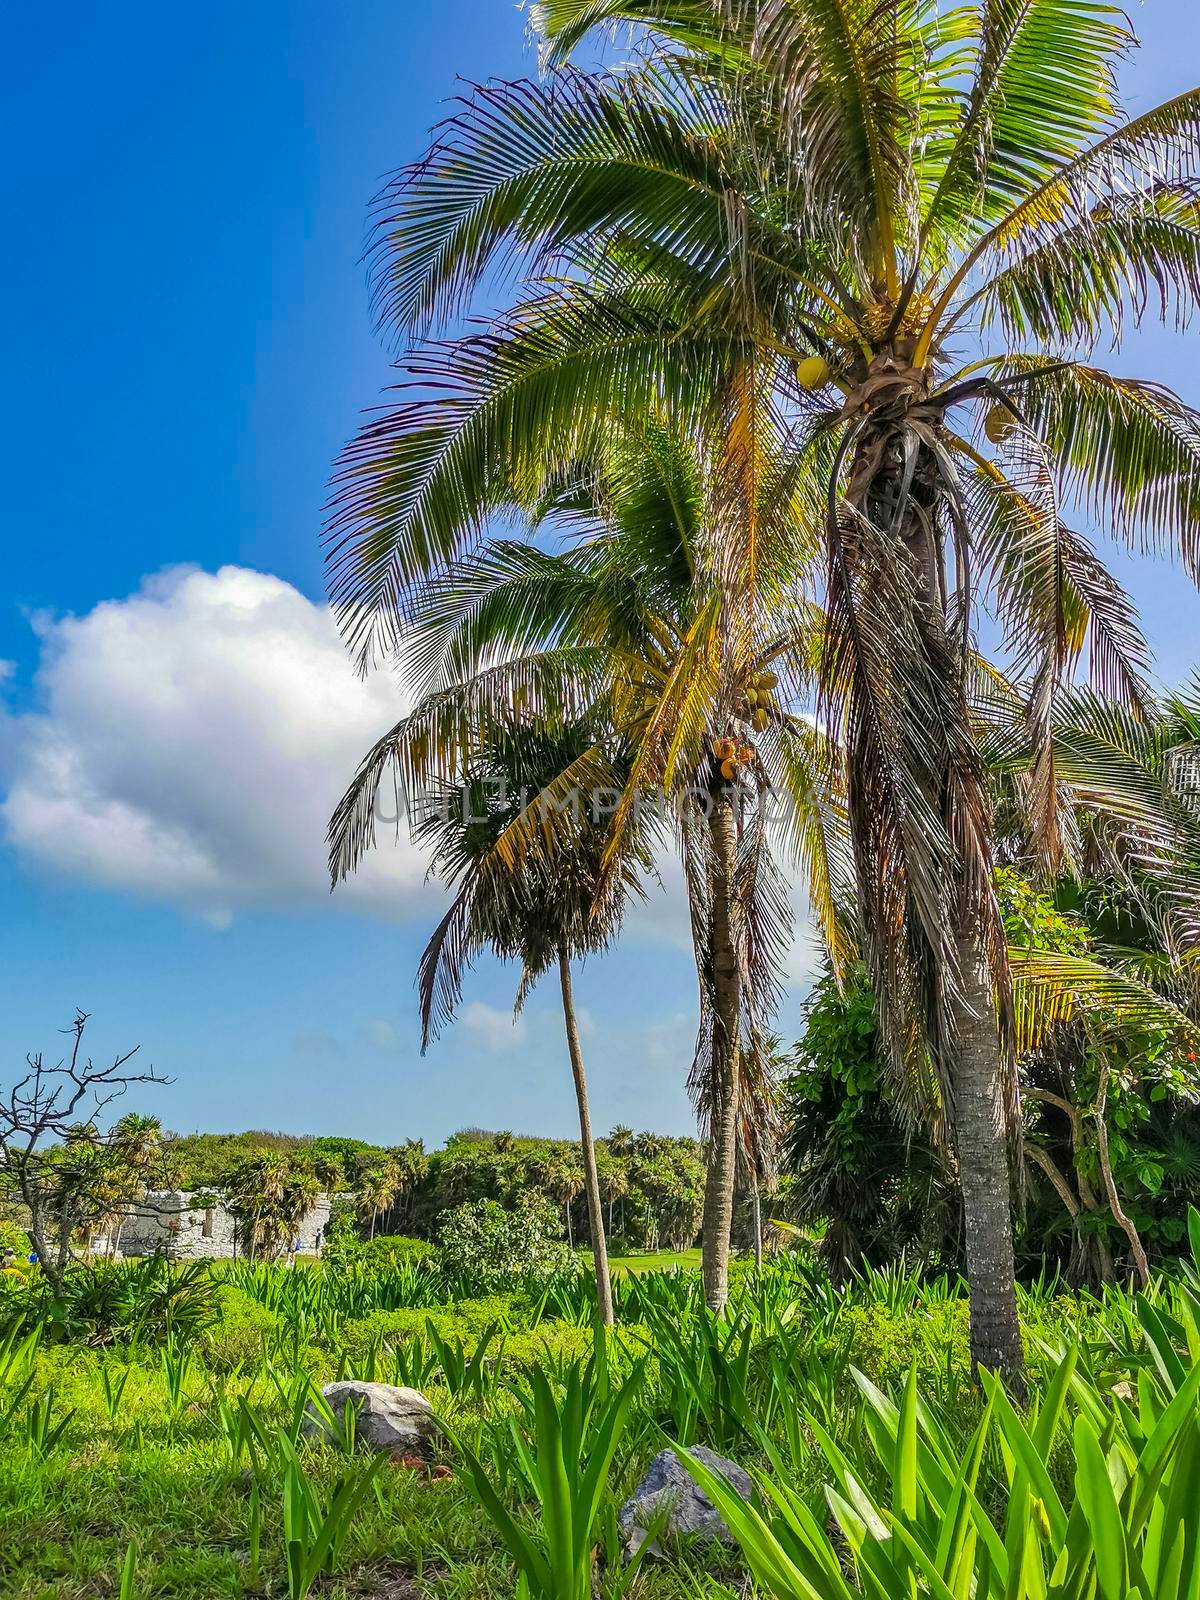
[0,1341,736,1600]
[2,1245,1200,1598]
[607,1250,702,1276]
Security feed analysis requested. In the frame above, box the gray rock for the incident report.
[301,1382,436,1454]
[618,1445,753,1554]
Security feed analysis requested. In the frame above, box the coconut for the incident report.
[720,757,738,781]
[752,708,770,731]
[756,670,779,690]
[984,405,1017,444]
[797,354,832,391]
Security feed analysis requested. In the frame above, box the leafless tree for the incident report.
[0,1012,169,1293]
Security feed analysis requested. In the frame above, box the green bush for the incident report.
[823,1299,972,1386]
[0,1218,31,1263]
[437,1196,571,1287]
[201,1285,281,1368]
[353,1234,436,1272]
[335,1307,449,1361]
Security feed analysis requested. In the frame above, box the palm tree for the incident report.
[325,1,1200,1378]
[357,1159,402,1239]
[329,422,842,1312]
[337,714,651,1325]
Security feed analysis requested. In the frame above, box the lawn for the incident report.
[608,1249,702,1275]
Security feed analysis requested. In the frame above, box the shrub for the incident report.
[201,1285,281,1368]
[0,1218,31,1263]
[338,1234,436,1273]
[335,1307,447,1361]
[816,1299,972,1387]
[437,1196,572,1288]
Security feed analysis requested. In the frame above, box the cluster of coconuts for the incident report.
[740,669,779,731]
[712,735,756,782]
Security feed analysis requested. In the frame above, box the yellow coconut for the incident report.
[720,757,738,781]
[797,354,832,391]
[714,736,736,761]
[745,686,759,708]
[756,670,779,690]
[752,708,770,731]
[984,405,1017,444]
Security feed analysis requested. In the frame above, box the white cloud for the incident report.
[1,565,435,926]
[362,1018,401,1051]
[461,999,527,1054]
[0,561,825,997]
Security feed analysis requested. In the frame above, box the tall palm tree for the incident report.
[326,0,1200,1378]
[330,421,843,1311]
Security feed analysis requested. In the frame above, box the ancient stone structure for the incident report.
[119,1189,331,1260]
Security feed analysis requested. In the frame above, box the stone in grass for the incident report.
[301,1381,437,1455]
[618,1445,753,1556]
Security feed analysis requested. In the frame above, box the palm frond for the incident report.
[1003,358,1200,577]
[326,649,609,883]
[325,281,736,669]
[922,0,1130,244]
[975,185,1200,349]
[366,68,741,342]
[1012,946,1200,1058]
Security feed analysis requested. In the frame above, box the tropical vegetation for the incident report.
[324,0,1200,1383]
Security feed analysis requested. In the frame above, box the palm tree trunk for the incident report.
[702,784,742,1314]
[558,946,615,1326]
[752,1180,763,1271]
[953,922,1026,1392]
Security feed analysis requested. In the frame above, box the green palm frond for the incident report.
[411,715,647,1046]
[923,85,1200,351]
[326,281,737,669]
[976,185,1200,349]
[366,68,740,343]
[921,0,1131,244]
[1004,359,1200,575]
[1011,946,1200,1059]
[327,649,609,884]
[402,542,613,694]
[963,444,1155,719]
[746,0,929,291]
[1050,689,1200,964]
[532,0,738,70]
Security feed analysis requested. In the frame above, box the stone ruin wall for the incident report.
[120,1190,331,1260]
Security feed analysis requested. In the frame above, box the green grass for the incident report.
[0,1343,731,1600]
[0,1250,1193,1600]
[608,1249,702,1275]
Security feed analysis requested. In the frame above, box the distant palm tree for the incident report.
[338,715,648,1325]
[326,0,1200,1380]
[357,1159,402,1239]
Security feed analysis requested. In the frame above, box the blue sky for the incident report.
[1,2,1198,1146]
